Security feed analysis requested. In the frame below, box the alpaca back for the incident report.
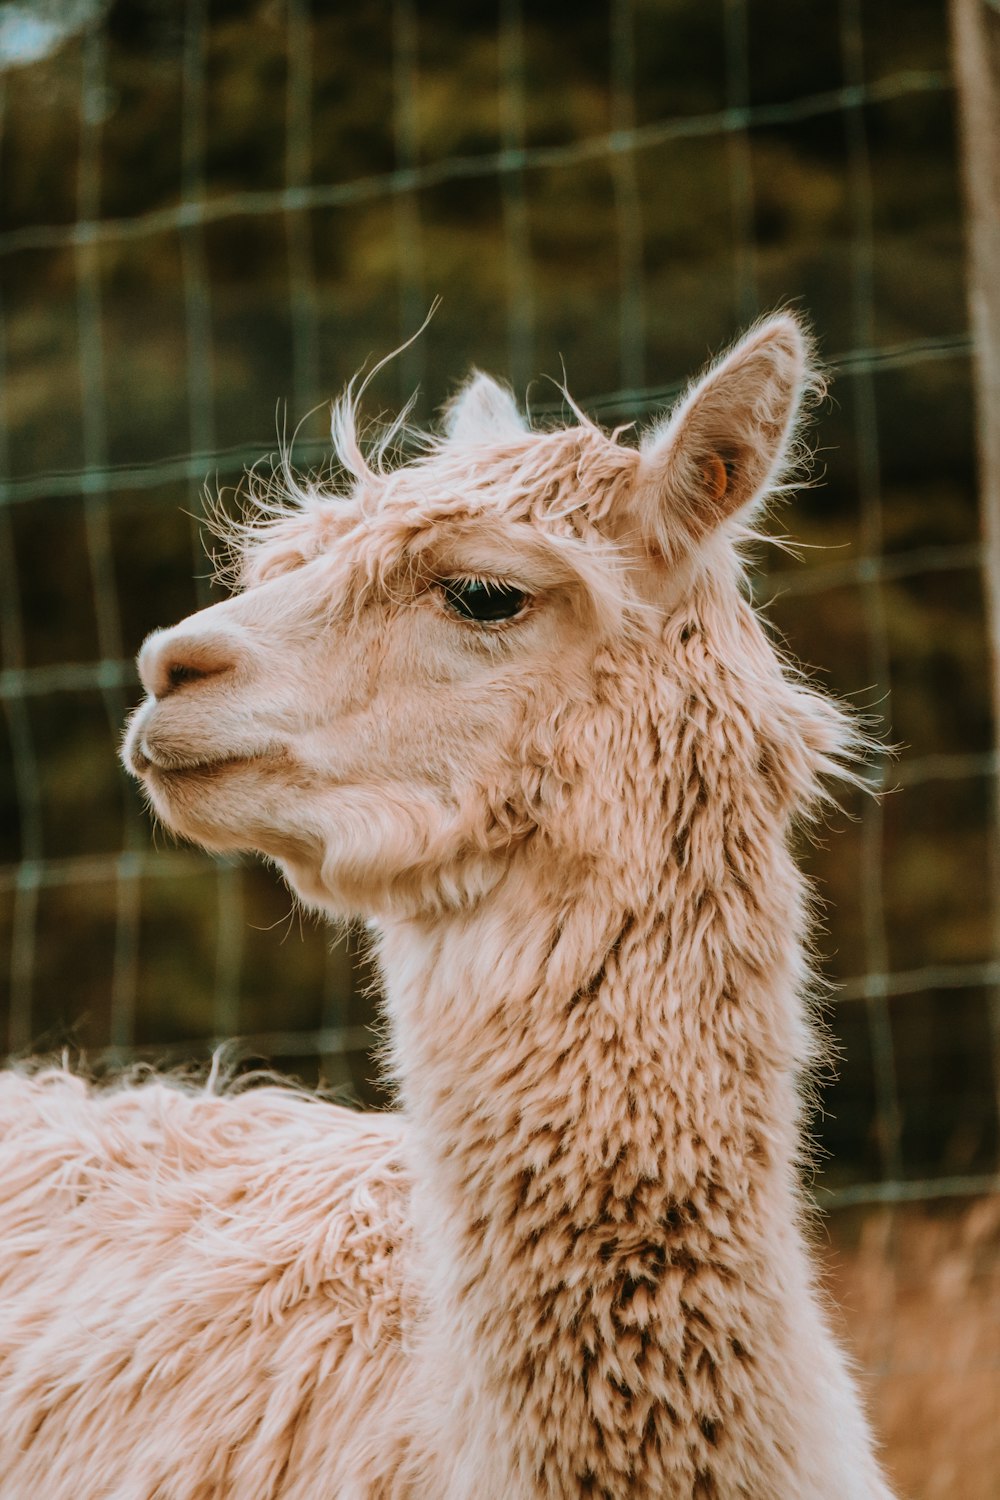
[0,1070,415,1499]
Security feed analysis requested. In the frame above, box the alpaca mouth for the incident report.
[123,702,264,780]
[129,738,251,779]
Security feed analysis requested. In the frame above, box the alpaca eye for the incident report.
[439,578,529,623]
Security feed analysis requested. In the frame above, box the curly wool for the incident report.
[0,1070,415,1497]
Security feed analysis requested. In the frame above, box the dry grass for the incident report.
[821,1194,1000,1499]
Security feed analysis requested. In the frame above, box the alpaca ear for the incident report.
[442,371,527,444]
[635,314,816,557]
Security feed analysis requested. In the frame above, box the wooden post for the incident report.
[951,0,1000,1113]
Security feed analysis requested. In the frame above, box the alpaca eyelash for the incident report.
[436,572,505,590]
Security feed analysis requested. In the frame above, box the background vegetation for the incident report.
[0,0,996,1193]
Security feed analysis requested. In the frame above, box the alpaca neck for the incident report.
[376,814,827,1497]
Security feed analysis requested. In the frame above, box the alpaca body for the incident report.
[0,317,897,1496]
[0,837,892,1500]
[0,954,890,1500]
[0,1071,415,1498]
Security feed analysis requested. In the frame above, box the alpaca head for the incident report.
[125,314,844,919]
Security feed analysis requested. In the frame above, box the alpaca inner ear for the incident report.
[702,453,729,506]
[635,314,815,559]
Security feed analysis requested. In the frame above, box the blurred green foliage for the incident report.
[0,0,996,1184]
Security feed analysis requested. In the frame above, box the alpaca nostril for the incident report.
[158,646,232,699]
[155,651,228,699]
[167,663,209,692]
[139,627,242,701]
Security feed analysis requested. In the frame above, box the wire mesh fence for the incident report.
[0,0,997,1237]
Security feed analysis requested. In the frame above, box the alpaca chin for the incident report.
[304,793,511,920]
[138,758,321,869]
[281,853,505,923]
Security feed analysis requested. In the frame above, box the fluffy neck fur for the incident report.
[376,574,891,1500]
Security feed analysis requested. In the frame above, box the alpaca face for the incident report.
[125,477,634,916]
[124,316,812,917]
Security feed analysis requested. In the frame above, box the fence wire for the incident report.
[0,0,997,1215]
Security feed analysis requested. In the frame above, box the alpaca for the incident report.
[0,314,897,1499]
